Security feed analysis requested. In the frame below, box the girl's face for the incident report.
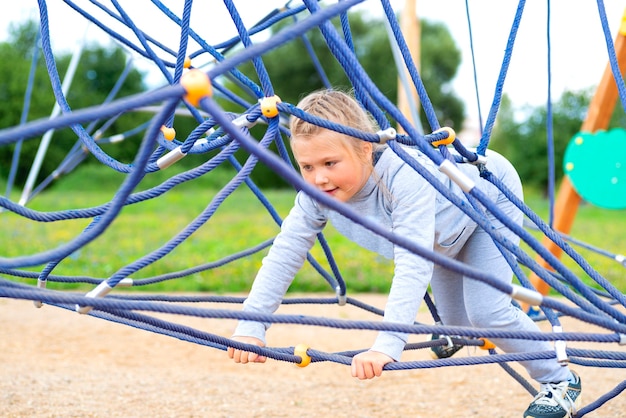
[292,129,372,202]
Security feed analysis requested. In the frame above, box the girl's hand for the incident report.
[227,336,266,363]
[351,350,394,379]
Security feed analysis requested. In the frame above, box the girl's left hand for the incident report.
[351,350,394,380]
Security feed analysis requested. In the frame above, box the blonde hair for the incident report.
[289,89,381,163]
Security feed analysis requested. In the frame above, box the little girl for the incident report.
[227,89,581,418]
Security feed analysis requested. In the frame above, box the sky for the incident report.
[1,1,625,133]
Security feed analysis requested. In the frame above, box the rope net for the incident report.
[0,1,625,415]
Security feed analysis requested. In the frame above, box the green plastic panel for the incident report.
[563,129,626,209]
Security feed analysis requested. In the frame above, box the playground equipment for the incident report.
[0,1,625,416]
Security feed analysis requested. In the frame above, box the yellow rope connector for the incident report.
[161,125,176,141]
[259,95,282,118]
[294,343,311,368]
[183,56,192,69]
[181,69,212,107]
[479,337,496,350]
[431,127,456,147]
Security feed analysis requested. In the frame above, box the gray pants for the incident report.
[430,157,571,384]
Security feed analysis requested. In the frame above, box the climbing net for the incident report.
[1,1,625,415]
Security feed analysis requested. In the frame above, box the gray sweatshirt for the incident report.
[233,146,504,361]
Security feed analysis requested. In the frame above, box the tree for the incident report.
[236,11,464,129]
[0,20,148,187]
[489,90,594,191]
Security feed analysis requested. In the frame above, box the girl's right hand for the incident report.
[227,336,266,363]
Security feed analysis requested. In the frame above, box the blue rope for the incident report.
[2,3,625,415]
[476,0,526,156]
[5,30,40,199]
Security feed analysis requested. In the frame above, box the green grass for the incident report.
[1,166,624,297]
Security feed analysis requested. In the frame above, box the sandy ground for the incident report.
[1,293,625,418]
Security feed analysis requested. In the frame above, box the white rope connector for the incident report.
[335,285,346,306]
[118,278,133,287]
[33,279,47,308]
[109,134,125,144]
[232,114,257,129]
[438,159,476,193]
[157,147,187,169]
[76,281,113,314]
[464,154,488,166]
[376,127,397,143]
[510,284,543,306]
[615,254,625,265]
[619,334,626,346]
[552,325,569,365]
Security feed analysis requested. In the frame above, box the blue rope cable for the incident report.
[2,3,625,414]
[3,279,625,341]
[164,0,194,128]
[0,237,274,288]
[111,0,175,84]
[477,0,526,156]
[464,0,484,136]
[524,220,626,267]
[223,0,274,96]
[299,30,332,88]
[489,348,539,396]
[596,0,626,112]
[199,2,306,56]
[151,0,263,99]
[577,379,626,417]
[545,0,556,228]
[5,30,40,199]
[379,0,439,131]
[37,217,102,284]
[0,135,239,224]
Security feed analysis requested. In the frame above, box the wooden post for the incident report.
[397,0,420,134]
[528,8,626,296]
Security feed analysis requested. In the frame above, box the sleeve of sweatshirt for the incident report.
[369,161,437,361]
[232,192,327,343]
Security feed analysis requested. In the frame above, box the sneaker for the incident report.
[429,333,464,359]
[523,371,582,418]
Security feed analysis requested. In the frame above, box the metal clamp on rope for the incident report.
[553,325,569,365]
[157,147,187,169]
[438,160,476,193]
[335,285,347,306]
[510,284,544,306]
[76,281,113,314]
[232,114,257,129]
[376,127,396,143]
[74,279,130,314]
[464,154,488,166]
[619,333,626,346]
[33,278,47,308]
